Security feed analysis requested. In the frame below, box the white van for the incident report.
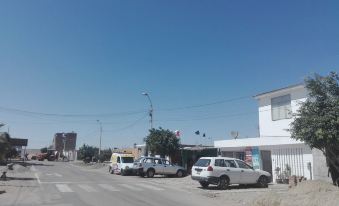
[108,153,135,175]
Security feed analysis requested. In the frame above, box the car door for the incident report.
[153,158,164,174]
[163,160,176,175]
[235,160,258,184]
[224,159,242,184]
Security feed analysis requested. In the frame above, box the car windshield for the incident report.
[121,157,134,163]
[194,159,211,167]
[134,157,143,163]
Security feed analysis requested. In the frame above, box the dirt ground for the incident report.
[2,162,338,206]
[252,180,339,206]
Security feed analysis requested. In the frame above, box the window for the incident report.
[271,94,292,121]
[154,159,162,165]
[164,160,171,165]
[121,157,134,163]
[194,159,211,167]
[224,160,237,168]
[236,160,253,169]
[215,159,226,167]
[144,158,153,164]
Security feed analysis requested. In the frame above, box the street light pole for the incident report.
[142,92,153,129]
[97,120,102,156]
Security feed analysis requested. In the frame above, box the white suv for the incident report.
[191,157,271,189]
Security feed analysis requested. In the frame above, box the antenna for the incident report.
[230,131,239,139]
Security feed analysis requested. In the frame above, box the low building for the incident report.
[214,84,331,183]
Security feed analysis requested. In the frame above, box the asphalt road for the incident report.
[1,161,222,206]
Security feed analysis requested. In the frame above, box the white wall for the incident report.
[271,145,313,182]
[257,86,307,138]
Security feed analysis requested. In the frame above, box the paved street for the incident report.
[0,162,223,206]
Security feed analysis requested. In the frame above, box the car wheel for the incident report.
[176,170,184,178]
[257,176,268,188]
[199,181,209,188]
[147,169,155,178]
[217,176,229,190]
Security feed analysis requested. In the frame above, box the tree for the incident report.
[99,148,112,163]
[145,127,180,158]
[0,132,11,161]
[78,144,99,163]
[290,72,339,186]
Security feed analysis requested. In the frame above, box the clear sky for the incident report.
[0,0,338,149]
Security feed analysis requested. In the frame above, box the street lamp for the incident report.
[97,120,102,156]
[142,92,153,129]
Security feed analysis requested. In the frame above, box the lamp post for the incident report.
[97,120,102,156]
[142,92,153,129]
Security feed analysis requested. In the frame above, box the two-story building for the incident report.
[214,84,330,183]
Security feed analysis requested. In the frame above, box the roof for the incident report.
[214,136,304,148]
[9,138,28,146]
[254,83,304,99]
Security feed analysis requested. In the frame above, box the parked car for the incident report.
[191,157,271,189]
[108,153,135,175]
[133,157,186,178]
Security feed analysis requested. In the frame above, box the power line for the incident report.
[102,114,148,133]
[156,108,272,122]
[157,96,251,111]
[0,106,146,118]
[0,95,251,119]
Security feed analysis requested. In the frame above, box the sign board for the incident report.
[252,147,261,169]
[244,147,252,166]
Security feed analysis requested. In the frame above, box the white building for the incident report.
[214,84,330,183]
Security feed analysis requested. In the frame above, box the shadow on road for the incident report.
[5,177,37,181]
[199,185,268,190]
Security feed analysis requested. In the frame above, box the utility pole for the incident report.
[142,92,153,129]
[97,120,102,156]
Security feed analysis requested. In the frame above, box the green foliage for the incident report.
[290,72,339,185]
[0,132,11,161]
[145,127,180,158]
[78,144,99,163]
[5,147,19,159]
[40,147,48,153]
[99,148,112,163]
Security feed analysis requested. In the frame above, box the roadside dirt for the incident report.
[252,180,339,206]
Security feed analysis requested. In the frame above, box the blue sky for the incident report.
[0,0,338,149]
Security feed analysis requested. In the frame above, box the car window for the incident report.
[194,159,211,167]
[236,160,252,169]
[215,159,226,167]
[224,160,237,168]
[144,158,153,164]
[121,157,134,163]
[134,157,143,163]
[117,156,120,163]
[154,159,162,164]
[164,160,171,165]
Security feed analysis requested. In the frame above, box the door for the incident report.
[153,158,164,174]
[235,160,258,184]
[163,160,176,174]
[224,159,242,184]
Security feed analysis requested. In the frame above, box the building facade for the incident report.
[53,132,77,161]
[214,84,331,183]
